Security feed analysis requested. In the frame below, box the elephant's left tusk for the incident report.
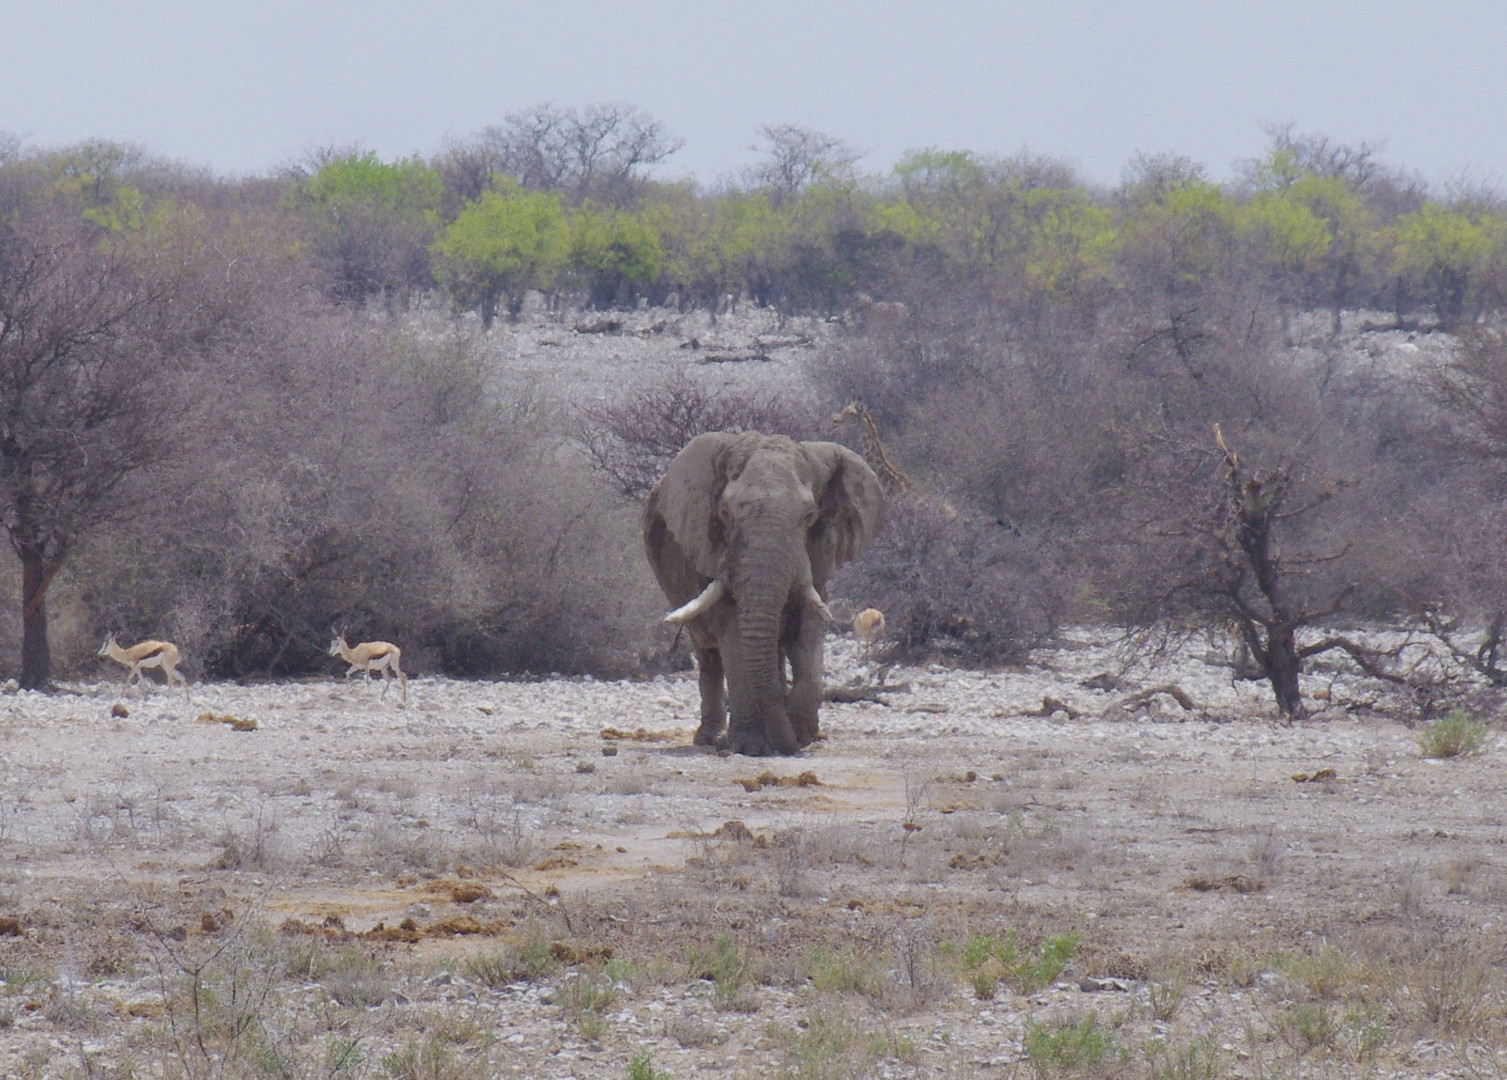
[806,585,837,624]
[664,579,725,624]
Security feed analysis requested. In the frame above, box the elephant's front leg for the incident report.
[691,638,728,747]
[786,608,826,748]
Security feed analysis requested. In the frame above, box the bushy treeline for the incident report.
[11,114,1503,330]
[290,120,1507,330]
[321,119,1507,330]
[6,115,1507,713]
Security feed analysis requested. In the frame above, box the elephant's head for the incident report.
[643,431,884,755]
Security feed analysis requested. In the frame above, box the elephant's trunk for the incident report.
[736,585,799,755]
[729,535,811,755]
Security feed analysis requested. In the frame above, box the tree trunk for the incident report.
[20,548,55,690]
[1265,622,1303,717]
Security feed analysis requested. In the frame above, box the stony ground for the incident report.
[1,630,1505,1079]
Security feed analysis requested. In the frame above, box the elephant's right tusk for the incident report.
[806,585,837,624]
[664,579,725,624]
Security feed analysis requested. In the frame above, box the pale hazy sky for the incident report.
[5,0,1506,189]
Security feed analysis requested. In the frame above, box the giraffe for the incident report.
[832,401,913,495]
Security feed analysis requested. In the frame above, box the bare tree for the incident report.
[1429,325,1507,461]
[577,375,814,498]
[1105,414,1426,717]
[0,197,206,687]
[1250,123,1391,192]
[476,103,681,205]
[744,124,859,202]
[433,135,508,216]
[1418,325,1507,683]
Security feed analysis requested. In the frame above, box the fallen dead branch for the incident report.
[1120,684,1198,712]
[698,350,772,364]
[824,676,910,704]
[1025,695,1084,719]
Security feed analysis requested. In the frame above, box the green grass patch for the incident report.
[627,1050,671,1080]
[805,944,887,998]
[1024,1012,1126,1076]
[687,934,757,1011]
[463,921,560,986]
[554,968,619,1041]
[957,930,1080,997]
[1418,708,1489,758]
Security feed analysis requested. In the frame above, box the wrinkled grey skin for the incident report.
[644,432,885,755]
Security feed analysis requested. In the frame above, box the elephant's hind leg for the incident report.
[692,644,728,747]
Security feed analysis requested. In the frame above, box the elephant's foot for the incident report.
[692,721,726,748]
[790,710,820,748]
[728,721,800,757]
[728,732,773,756]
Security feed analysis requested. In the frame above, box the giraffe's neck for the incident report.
[856,409,912,494]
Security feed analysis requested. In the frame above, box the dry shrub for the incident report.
[577,372,818,498]
[74,314,651,678]
[832,495,1063,665]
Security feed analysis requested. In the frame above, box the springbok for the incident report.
[98,634,189,698]
[852,608,886,646]
[328,633,407,704]
[852,609,887,664]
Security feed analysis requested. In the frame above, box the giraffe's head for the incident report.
[832,401,865,427]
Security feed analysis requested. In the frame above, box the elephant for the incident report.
[643,431,885,756]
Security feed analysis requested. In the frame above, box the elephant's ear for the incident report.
[643,431,732,583]
[802,441,885,583]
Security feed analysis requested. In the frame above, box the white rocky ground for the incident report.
[418,300,831,405]
[1,629,1505,1079]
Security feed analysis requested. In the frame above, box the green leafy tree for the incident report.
[1288,173,1376,327]
[290,151,443,305]
[1242,148,1382,327]
[1119,163,1237,297]
[568,204,664,307]
[890,149,1103,305]
[762,176,887,313]
[1016,185,1119,302]
[433,183,569,326]
[39,139,155,208]
[1393,201,1502,325]
[1239,189,1332,280]
[652,188,780,313]
[1114,159,1246,372]
[890,148,1008,274]
[893,148,987,196]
